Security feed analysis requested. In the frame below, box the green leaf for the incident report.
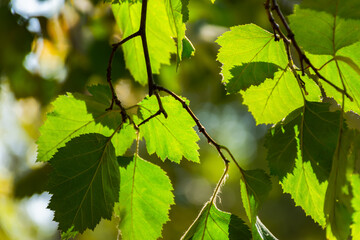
[241,68,320,125]
[112,1,176,85]
[307,42,360,115]
[266,101,341,180]
[351,174,360,239]
[281,126,327,227]
[138,95,200,163]
[240,169,272,239]
[181,201,252,240]
[325,130,354,240]
[48,133,119,233]
[182,36,195,60]
[116,155,174,240]
[226,62,279,93]
[165,0,186,63]
[300,0,360,20]
[266,102,342,226]
[216,24,288,86]
[288,5,360,55]
[37,85,136,162]
[180,0,189,22]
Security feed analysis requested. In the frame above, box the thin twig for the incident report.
[106,31,140,111]
[138,109,162,127]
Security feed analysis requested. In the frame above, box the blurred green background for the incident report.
[0,0,324,239]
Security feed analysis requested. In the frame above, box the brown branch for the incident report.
[107,31,140,112]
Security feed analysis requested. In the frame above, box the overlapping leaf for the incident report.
[115,155,174,240]
[138,95,200,163]
[325,130,354,240]
[241,69,320,125]
[181,201,251,240]
[112,1,176,84]
[266,102,342,226]
[216,24,288,87]
[37,85,136,162]
[281,138,328,227]
[289,6,360,115]
[48,133,119,233]
[289,6,360,55]
[307,42,360,115]
[239,169,272,239]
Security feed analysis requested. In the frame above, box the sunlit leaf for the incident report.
[116,155,174,240]
[216,24,288,87]
[181,201,251,240]
[307,42,360,115]
[241,69,320,125]
[48,133,119,233]
[138,95,200,163]
[281,126,327,227]
[112,1,176,84]
[240,169,273,239]
[289,6,360,55]
[37,85,136,162]
[226,62,278,93]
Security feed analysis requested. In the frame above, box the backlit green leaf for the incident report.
[226,62,278,93]
[216,24,288,86]
[138,95,200,163]
[266,102,342,226]
[181,201,251,240]
[281,126,327,227]
[112,1,176,84]
[240,169,272,239]
[241,69,320,125]
[116,155,174,240]
[289,6,360,55]
[48,133,119,233]
[307,42,360,115]
[37,85,136,162]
